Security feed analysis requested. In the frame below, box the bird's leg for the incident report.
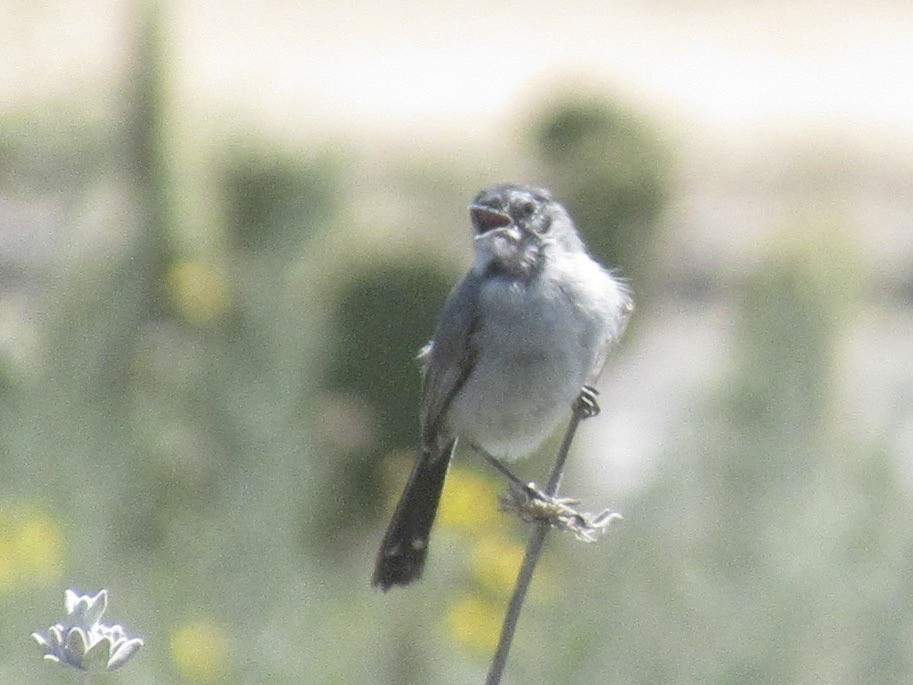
[479,450,547,502]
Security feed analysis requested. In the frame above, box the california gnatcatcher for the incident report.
[372,183,633,591]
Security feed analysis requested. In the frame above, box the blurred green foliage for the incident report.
[532,98,670,298]
[323,263,453,534]
[224,152,338,253]
[0,7,909,685]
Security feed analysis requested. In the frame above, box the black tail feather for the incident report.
[372,442,455,591]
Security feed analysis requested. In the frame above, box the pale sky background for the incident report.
[3,0,913,154]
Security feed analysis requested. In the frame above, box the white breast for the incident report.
[447,253,628,461]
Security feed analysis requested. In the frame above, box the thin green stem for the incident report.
[484,405,586,684]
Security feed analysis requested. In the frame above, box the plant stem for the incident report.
[484,405,587,685]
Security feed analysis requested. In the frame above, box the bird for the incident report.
[372,183,633,591]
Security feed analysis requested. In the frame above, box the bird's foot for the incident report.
[574,385,601,419]
[499,481,622,542]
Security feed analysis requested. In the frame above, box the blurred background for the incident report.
[2,1,913,683]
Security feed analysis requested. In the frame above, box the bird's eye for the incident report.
[519,200,536,216]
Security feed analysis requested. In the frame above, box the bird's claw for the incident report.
[499,481,622,542]
[574,385,601,419]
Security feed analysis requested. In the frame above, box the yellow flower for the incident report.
[16,515,63,582]
[0,537,15,592]
[166,261,229,324]
[169,620,231,682]
[445,595,502,655]
[469,534,525,596]
[437,467,501,532]
[0,503,63,594]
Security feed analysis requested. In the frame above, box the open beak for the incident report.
[469,204,512,234]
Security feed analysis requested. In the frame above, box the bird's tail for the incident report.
[372,442,455,591]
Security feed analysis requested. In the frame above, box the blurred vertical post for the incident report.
[123,0,174,324]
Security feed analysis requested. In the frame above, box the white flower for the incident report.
[32,589,144,672]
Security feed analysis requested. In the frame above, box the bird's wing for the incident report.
[419,270,483,452]
[586,278,634,384]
